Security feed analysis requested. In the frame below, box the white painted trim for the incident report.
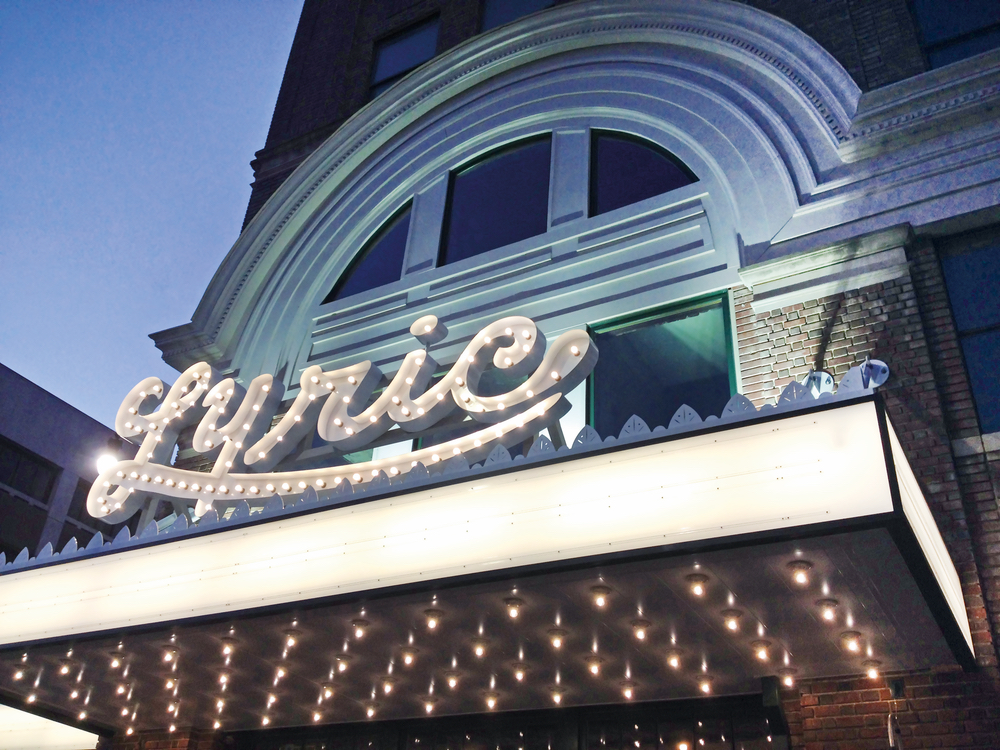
[0,402,894,646]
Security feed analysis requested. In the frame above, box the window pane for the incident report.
[322,206,410,304]
[590,131,697,216]
[960,330,1000,433]
[591,299,732,438]
[440,137,551,266]
[481,0,554,32]
[941,243,1000,331]
[372,18,439,87]
[928,28,1000,68]
[913,0,999,45]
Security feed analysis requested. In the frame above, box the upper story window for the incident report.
[589,295,734,438]
[940,228,1000,433]
[911,0,1000,68]
[481,0,555,32]
[370,17,440,98]
[439,136,552,266]
[0,434,59,504]
[321,130,698,304]
[322,204,411,304]
[590,131,697,217]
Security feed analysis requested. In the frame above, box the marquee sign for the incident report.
[88,315,597,522]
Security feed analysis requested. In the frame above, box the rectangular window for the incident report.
[0,434,59,504]
[911,0,1000,68]
[481,0,555,32]
[370,17,440,98]
[940,228,1000,434]
[589,295,736,439]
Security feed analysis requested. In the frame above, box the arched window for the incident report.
[322,204,411,305]
[589,131,697,217]
[439,135,552,266]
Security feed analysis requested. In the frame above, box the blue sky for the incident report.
[0,1,304,427]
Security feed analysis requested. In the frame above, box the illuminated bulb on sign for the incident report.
[621,683,635,700]
[787,560,813,586]
[27,694,36,703]
[13,670,23,681]
[632,619,651,640]
[323,684,334,699]
[513,663,527,682]
[221,639,235,656]
[284,631,298,648]
[367,705,376,718]
[587,657,602,676]
[590,585,611,608]
[779,669,796,687]
[314,711,322,722]
[276,667,286,680]
[666,651,682,670]
[402,649,417,666]
[486,693,498,710]
[424,700,436,714]
[78,711,87,721]
[686,574,709,597]
[262,717,270,726]
[116,684,127,695]
[214,721,221,730]
[446,672,459,689]
[505,597,523,618]
[110,656,121,669]
[551,690,562,704]
[352,619,369,639]
[863,660,881,679]
[473,640,487,658]
[70,690,79,700]
[700,679,712,694]
[383,680,393,695]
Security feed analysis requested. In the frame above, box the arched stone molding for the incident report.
[153,0,861,383]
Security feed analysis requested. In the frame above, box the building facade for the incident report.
[0,363,135,563]
[3,1,1000,748]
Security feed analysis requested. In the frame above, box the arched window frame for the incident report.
[317,125,703,309]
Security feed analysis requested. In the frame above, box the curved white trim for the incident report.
[155,0,859,380]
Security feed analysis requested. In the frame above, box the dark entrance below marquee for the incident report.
[226,695,787,750]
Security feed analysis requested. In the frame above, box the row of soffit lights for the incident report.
[10,560,882,732]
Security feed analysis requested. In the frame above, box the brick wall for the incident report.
[242,0,929,226]
[108,727,223,750]
[734,236,1000,746]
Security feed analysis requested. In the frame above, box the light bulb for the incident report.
[402,649,417,666]
[505,598,523,618]
[446,671,459,689]
[548,628,567,649]
[352,619,369,639]
[78,711,87,721]
[632,619,650,640]
[864,660,881,679]
[552,691,562,704]
[787,560,813,586]
[587,657,602,675]
[816,599,838,622]
[686,574,708,597]
[590,585,611,608]
[473,640,487,658]
[841,631,862,653]
[367,705,376,718]
[700,680,712,694]
[722,609,743,632]
[13,670,23,681]
[667,651,681,669]
[425,609,443,630]
[424,700,435,714]
[752,641,770,661]
[621,683,634,700]
[486,693,498,710]
[383,680,393,694]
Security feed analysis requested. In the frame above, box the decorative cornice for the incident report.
[153,0,858,370]
[739,224,913,313]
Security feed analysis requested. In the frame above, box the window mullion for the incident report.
[549,128,589,229]
[403,174,449,275]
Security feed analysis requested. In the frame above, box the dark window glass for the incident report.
[590,296,733,438]
[0,435,59,504]
[912,0,1000,68]
[440,136,551,266]
[481,0,555,32]
[371,17,440,97]
[0,487,48,558]
[941,235,1000,433]
[322,205,411,305]
[590,131,697,217]
[67,477,91,524]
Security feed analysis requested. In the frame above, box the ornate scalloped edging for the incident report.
[0,362,883,575]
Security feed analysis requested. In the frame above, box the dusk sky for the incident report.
[1,1,304,427]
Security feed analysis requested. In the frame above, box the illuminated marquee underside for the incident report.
[88,315,596,521]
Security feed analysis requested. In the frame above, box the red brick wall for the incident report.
[734,236,1000,747]
[109,727,223,750]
